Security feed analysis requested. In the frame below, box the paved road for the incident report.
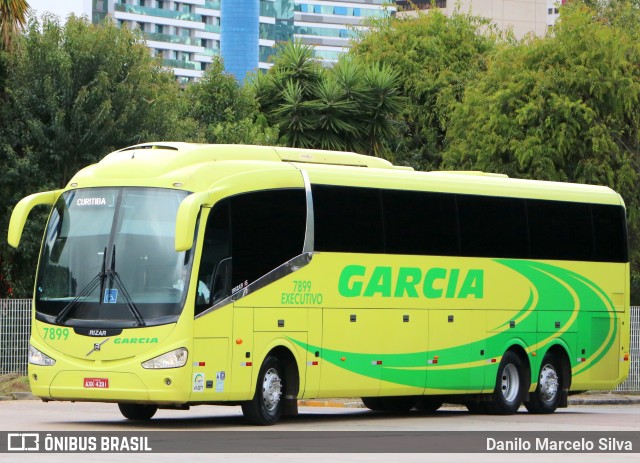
[1,401,638,463]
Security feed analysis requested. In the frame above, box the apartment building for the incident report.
[35,1,564,82]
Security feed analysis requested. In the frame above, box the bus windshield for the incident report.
[35,187,191,328]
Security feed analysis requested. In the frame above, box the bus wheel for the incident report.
[486,350,525,415]
[414,397,443,413]
[118,403,157,420]
[242,355,285,425]
[524,353,562,414]
[361,397,384,411]
[465,401,487,414]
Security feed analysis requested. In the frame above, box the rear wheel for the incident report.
[118,403,157,421]
[465,401,487,414]
[524,353,563,414]
[486,350,526,415]
[242,355,285,425]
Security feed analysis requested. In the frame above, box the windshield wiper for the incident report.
[55,247,107,325]
[106,245,146,327]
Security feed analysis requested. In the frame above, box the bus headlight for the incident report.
[28,344,56,366]
[141,348,188,369]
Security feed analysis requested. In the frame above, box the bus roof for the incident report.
[69,143,623,207]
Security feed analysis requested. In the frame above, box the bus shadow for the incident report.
[55,406,561,430]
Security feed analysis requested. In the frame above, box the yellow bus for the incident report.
[8,143,630,424]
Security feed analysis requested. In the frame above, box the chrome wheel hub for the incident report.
[262,367,282,412]
[501,363,520,404]
[539,364,559,403]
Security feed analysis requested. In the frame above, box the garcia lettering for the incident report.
[113,337,159,345]
[338,265,484,299]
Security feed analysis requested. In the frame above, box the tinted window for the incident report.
[311,185,627,263]
[528,200,594,261]
[382,190,458,256]
[458,195,528,258]
[195,200,231,315]
[313,185,384,253]
[592,204,628,262]
[231,189,306,289]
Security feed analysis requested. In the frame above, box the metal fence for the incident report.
[0,299,639,391]
[616,305,640,392]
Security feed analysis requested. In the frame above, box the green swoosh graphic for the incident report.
[289,260,617,391]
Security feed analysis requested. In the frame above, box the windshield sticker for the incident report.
[76,197,107,206]
[103,289,118,304]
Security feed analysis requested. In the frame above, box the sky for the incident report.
[27,0,92,21]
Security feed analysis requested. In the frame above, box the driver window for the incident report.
[195,200,231,315]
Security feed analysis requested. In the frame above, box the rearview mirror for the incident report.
[8,190,61,248]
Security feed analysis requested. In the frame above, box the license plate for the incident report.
[84,378,109,388]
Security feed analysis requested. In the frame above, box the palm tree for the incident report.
[0,0,29,50]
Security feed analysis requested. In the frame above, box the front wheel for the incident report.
[118,403,157,421]
[486,350,526,415]
[524,353,563,414]
[242,355,285,425]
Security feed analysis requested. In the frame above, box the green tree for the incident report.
[443,1,640,302]
[0,14,185,297]
[253,42,403,157]
[182,55,278,145]
[0,0,28,50]
[349,9,500,169]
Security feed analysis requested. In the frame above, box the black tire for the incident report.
[361,396,416,412]
[242,355,285,425]
[414,397,443,413]
[361,397,384,411]
[465,401,487,414]
[524,352,563,414]
[486,350,526,415]
[118,403,157,421]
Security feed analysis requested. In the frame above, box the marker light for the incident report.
[142,348,188,369]
[28,344,56,366]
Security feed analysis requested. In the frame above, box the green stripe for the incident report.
[288,260,617,389]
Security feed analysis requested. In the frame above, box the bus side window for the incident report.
[195,200,231,316]
[230,189,306,290]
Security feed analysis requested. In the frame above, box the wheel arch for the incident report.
[254,340,304,416]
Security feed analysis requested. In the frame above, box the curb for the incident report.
[567,395,640,406]
[11,392,38,401]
